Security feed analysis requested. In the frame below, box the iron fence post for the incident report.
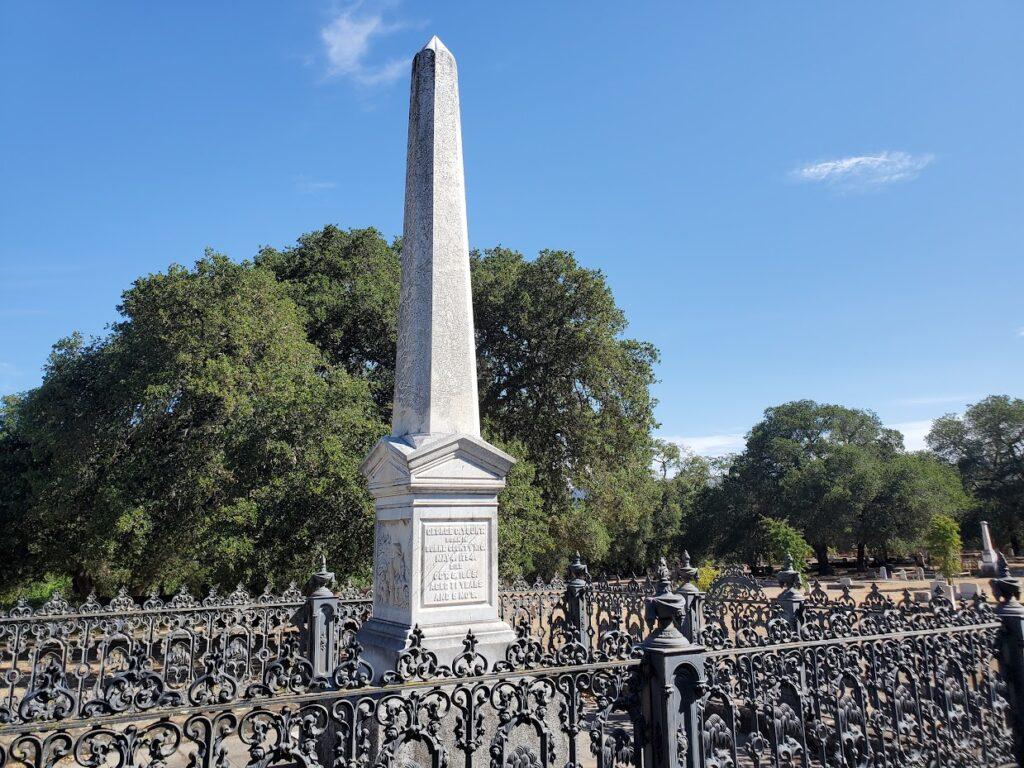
[565,551,592,653]
[677,551,704,644]
[775,553,805,633]
[298,556,341,679]
[641,557,706,768]
[992,552,1024,766]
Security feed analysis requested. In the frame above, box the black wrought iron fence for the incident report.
[0,574,579,728]
[3,555,1024,767]
[0,613,643,768]
[699,618,1009,766]
[0,583,369,726]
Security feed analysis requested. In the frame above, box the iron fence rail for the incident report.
[2,560,1022,768]
[699,622,1011,767]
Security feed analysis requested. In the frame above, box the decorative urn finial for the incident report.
[777,552,802,592]
[305,554,336,598]
[567,551,590,584]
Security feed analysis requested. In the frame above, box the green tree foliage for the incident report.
[255,227,400,414]
[753,517,813,572]
[490,437,549,581]
[0,404,36,590]
[712,401,899,571]
[651,446,714,563]
[925,513,963,581]
[927,395,1024,550]
[1,228,662,595]
[471,247,660,570]
[1,254,384,595]
[689,401,967,573]
[858,453,969,562]
[258,233,661,574]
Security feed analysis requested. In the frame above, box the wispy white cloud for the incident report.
[321,5,409,86]
[1017,327,1024,338]
[294,176,337,195]
[792,151,934,190]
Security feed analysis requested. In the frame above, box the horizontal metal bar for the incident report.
[705,620,1002,658]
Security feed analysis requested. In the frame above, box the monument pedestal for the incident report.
[357,433,516,678]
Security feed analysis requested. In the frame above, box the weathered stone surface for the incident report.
[358,434,515,674]
[392,35,479,441]
[357,37,515,678]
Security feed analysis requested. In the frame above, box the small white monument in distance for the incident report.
[357,36,516,676]
[980,520,999,576]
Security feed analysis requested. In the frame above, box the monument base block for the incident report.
[358,432,517,683]
[358,617,516,678]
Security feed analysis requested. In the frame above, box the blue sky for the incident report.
[2,2,1022,454]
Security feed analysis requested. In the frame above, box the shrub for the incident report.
[926,514,963,582]
[755,517,814,572]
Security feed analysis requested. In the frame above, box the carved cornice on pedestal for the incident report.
[361,433,515,497]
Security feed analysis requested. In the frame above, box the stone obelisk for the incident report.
[980,520,999,576]
[357,36,515,677]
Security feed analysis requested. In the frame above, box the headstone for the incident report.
[893,569,907,581]
[979,520,999,576]
[913,566,926,581]
[357,36,515,677]
[930,579,955,602]
[838,577,854,588]
[877,566,889,581]
[913,590,931,604]
[958,582,980,600]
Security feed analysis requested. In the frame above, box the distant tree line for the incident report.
[658,397,1023,575]
[0,225,1021,599]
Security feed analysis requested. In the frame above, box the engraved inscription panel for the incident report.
[422,521,488,606]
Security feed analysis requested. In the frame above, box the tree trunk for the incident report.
[72,568,94,600]
[856,542,866,573]
[815,543,833,575]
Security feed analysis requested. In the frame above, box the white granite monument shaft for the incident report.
[393,35,480,442]
[357,37,515,677]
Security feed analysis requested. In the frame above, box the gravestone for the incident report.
[357,36,516,677]
[959,582,980,600]
[931,579,955,602]
[979,520,999,576]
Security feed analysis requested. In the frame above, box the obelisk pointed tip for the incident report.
[423,35,450,54]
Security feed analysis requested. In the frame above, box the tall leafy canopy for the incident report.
[1,227,661,595]
[2,254,383,594]
[928,395,1024,549]
[690,400,967,571]
[255,227,400,415]
[257,232,660,574]
[472,248,660,569]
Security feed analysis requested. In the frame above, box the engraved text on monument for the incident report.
[421,521,488,606]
